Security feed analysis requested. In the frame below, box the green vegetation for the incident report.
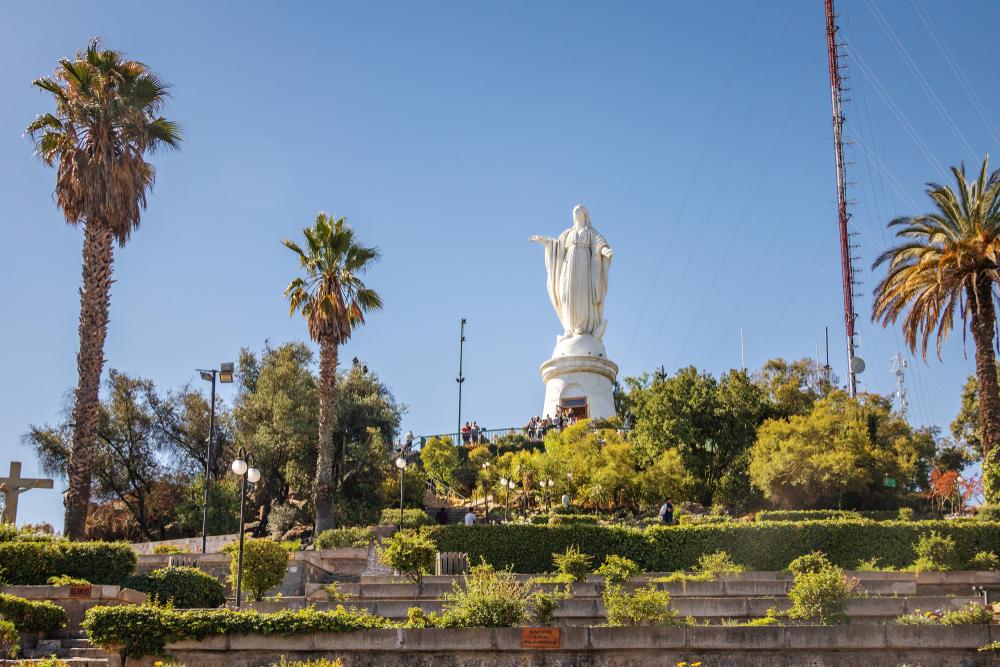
[379,530,436,584]
[552,545,592,582]
[314,527,373,549]
[0,539,135,584]
[0,593,68,633]
[897,603,993,626]
[378,508,432,528]
[223,538,289,601]
[270,659,344,667]
[420,436,460,492]
[787,561,858,625]
[284,212,383,532]
[151,544,189,555]
[27,40,182,539]
[872,158,1000,498]
[602,585,682,627]
[969,550,1000,570]
[0,619,17,660]
[46,575,90,586]
[123,566,225,608]
[787,552,834,576]
[439,563,530,627]
[593,555,640,584]
[428,519,1000,573]
[83,605,390,659]
[911,530,960,572]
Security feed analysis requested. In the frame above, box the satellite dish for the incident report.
[850,356,866,374]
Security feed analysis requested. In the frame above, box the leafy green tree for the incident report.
[872,158,1000,494]
[629,367,770,505]
[284,213,382,532]
[233,343,319,528]
[25,370,213,540]
[420,436,459,492]
[952,373,989,458]
[27,40,182,539]
[749,392,936,509]
[754,357,836,418]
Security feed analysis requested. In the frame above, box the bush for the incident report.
[695,550,746,578]
[912,531,959,572]
[603,585,681,627]
[151,544,189,555]
[547,514,600,526]
[426,519,1000,573]
[788,552,833,576]
[440,563,529,627]
[898,507,915,521]
[122,566,226,608]
[0,619,17,660]
[756,510,861,522]
[378,508,432,529]
[47,575,90,586]
[940,603,994,625]
[223,538,289,602]
[787,566,858,625]
[594,555,640,584]
[0,593,68,633]
[969,550,1000,570]
[379,530,436,584]
[552,545,592,582]
[314,527,373,550]
[0,540,136,585]
[84,604,390,659]
[976,504,1000,522]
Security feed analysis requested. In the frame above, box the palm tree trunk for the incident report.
[314,337,338,533]
[64,223,115,540]
[969,276,1000,457]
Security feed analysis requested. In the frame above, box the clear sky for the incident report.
[2,1,998,527]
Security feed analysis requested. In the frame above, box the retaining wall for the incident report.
[141,626,1000,667]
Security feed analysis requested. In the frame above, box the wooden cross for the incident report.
[0,462,54,525]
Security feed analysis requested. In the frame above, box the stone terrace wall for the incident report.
[148,626,1000,667]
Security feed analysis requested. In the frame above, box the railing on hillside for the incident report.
[417,423,631,448]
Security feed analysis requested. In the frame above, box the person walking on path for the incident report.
[658,498,674,525]
[464,507,476,526]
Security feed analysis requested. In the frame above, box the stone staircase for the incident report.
[21,631,111,666]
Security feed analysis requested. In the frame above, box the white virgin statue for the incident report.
[530,204,613,340]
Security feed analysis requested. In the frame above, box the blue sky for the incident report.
[2,1,998,527]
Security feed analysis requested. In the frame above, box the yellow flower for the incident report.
[692,663,703,666]
[678,663,688,667]
[154,663,163,667]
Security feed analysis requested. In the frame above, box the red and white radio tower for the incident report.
[825,0,863,396]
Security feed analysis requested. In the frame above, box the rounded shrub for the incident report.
[123,566,225,608]
[314,527,373,550]
[0,592,68,633]
[787,566,857,625]
[594,555,640,584]
[379,529,436,584]
[224,538,289,602]
[552,545,592,582]
[788,552,833,576]
[440,563,529,627]
[378,508,432,529]
[968,550,1000,571]
[0,619,17,660]
[912,531,959,572]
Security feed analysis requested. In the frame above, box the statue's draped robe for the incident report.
[541,225,611,337]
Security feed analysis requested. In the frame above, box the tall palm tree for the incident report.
[26,40,181,539]
[872,157,1000,463]
[284,213,382,533]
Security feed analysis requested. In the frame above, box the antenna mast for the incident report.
[825,0,862,396]
[891,352,909,419]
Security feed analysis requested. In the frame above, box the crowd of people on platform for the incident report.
[460,421,484,444]
[525,409,579,440]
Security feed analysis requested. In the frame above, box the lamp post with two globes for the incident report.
[231,447,260,609]
[539,479,554,513]
[395,455,407,531]
[499,477,516,522]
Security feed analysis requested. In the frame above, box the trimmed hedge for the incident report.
[0,540,136,585]
[84,604,392,658]
[425,520,1000,572]
[755,510,901,522]
[314,526,373,549]
[379,508,432,529]
[0,593,68,633]
[122,566,225,608]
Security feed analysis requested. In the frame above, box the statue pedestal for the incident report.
[539,334,618,421]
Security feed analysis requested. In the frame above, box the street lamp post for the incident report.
[540,479,554,512]
[481,461,490,522]
[499,478,516,522]
[395,455,407,531]
[197,362,234,554]
[230,446,260,609]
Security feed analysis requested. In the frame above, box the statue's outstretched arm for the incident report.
[529,235,552,244]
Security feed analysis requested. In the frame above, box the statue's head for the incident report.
[572,204,591,229]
